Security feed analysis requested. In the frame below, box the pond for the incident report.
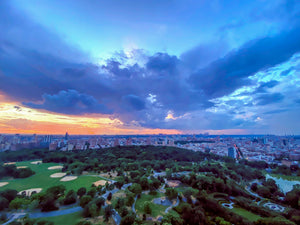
[266,174,300,194]
[153,197,172,206]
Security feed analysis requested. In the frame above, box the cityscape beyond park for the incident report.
[1,0,300,225]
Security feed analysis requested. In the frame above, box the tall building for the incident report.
[228,147,236,159]
[65,132,69,141]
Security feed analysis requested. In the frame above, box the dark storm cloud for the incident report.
[146,53,179,75]
[121,95,146,111]
[180,40,229,71]
[189,26,300,98]
[256,93,284,106]
[24,90,112,115]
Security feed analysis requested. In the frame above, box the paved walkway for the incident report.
[29,206,82,218]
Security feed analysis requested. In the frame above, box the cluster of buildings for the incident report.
[1,133,300,165]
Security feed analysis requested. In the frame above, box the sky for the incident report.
[0,0,300,135]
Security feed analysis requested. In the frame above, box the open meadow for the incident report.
[0,161,103,193]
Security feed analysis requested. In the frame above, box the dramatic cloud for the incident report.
[24,90,112,115]
[255,93,285,106]
[0,0,300,134]
[189,26,300,98]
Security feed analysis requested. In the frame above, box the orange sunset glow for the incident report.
[0,99,181,135]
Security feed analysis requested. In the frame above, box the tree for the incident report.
[94,197,105,209]
[285,186,300,209]
[89,203,98,217]
[115,181,124,189]
[140,177,149,190]
[251,183,258,192]
[115,198,125,209]
[77,187,86,198]
[0,189,18,202]
[120,212,136,225]
[87,187,97,198]
[144,201,152,214]
[162,211,184,225]
[129,183,142,195]
[80,195,92,208]
[126,194,135,207]
[165,188,178,200]
[120,206,129,217]
[107,192,112,201]
[64,190,77,205]
[46,185,65,199]
[0,197,9,211]
[104,205,113,221]
[40,193,58,212]
[9,197,30,210]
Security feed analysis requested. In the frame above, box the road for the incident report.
[3,213,26,225]
[165,197,179,213]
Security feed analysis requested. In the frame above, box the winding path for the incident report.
[165,197,179,213]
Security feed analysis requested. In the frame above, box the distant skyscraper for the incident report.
[228,147,236,159]
[65,132,69,141]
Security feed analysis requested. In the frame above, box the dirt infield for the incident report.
[93,180,111,186]
[17,166,28,169]
[18,188,42,196]
[167,180,182,187]
[3,162,16,165]
[0,182,8,187]
[50,173,66,178]
[31,161,42,164]
[60,176,78,181]
[99,171,118,178]
[48,165,63,170]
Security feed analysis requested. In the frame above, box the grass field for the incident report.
[135,192,167,217]
[0,161,103,192]
[268,173,300,181]
[37,211,83,225]
[230,207,262,222]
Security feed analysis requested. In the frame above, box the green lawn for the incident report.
[0,161,103,192]
[268,173,300,181]
[135,192,167,217]
[37,211,83,225]
[230,207,262,222]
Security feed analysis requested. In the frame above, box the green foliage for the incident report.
[87,187,97,198]
[0,164,35,179]
[0,196,9,210]
[104,205,113,221]
[63,190,77,205]
[129,183,142,195]
[120,211,136,225]
[76,187,86,198]
[46,185,66,198]
[143,201,152,214]
[255,217,296,225]
[162,211,183,225]
[9,197,30,210]
[79,195,92,208]
[165,187,178,200]
[0,189,18,201]
[285,185,300,209]
[107,192,112,201]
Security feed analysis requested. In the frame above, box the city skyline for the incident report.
[0,0,300,135]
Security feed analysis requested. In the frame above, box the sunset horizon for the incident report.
[0,0,299,135]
